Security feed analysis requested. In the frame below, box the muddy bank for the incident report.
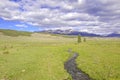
[64,53,92,80]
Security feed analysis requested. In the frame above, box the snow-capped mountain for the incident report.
[106,32,120,37]
[36,29,120,37]
[37,29,101,37]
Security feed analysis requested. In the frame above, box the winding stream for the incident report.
[64,52,92,80]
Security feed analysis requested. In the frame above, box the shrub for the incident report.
[83,38,86,42]
[77,34,81,43]
[3,51,9,54]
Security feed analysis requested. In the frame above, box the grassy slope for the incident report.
[0,29,32,37]
[0,31,120,80]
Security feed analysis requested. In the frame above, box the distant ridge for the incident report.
[1,29,120,37]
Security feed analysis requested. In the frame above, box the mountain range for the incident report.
[37,29,120,37]
[0,29,120,37]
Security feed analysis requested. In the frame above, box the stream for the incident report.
[64,52,92,80]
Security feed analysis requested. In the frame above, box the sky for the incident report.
[0,0,120,35]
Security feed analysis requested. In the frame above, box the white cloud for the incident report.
[16,24,28,28]
[0,0,120,34]
[45,26,74,30]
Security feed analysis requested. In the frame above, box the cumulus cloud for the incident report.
[16,24,28,28]
[0,0,120,34]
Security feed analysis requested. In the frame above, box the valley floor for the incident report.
[0,33,120,80]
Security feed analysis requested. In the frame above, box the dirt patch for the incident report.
[64,52,92,80]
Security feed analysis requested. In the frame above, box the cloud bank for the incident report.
[0,0,120,35]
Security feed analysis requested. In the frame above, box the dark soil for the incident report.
[64,52,92,80]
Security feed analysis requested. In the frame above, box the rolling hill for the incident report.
[0,29,32,37]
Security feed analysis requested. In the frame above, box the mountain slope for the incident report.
[106,32,120,37]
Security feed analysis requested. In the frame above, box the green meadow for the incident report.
[0,31,120,80]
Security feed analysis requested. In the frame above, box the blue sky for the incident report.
[0,18,42,32]
[0,0,120,35]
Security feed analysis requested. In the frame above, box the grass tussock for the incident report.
[3,51,9,54]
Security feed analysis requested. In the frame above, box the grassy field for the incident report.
[71,38,120,80]
[0,32,120,80]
